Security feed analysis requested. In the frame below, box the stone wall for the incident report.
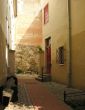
[15,44,40,74]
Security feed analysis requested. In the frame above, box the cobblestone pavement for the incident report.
[42,82,81,101]
[42,82,73,110]
[42,81,85,110]
[43,82,67,101]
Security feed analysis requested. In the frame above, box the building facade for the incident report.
[42,0,85,89]
[0,0,16,86]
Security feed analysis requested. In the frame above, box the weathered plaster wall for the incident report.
[15,0,42,46]
[0,0,8,85]
[0,27,7,85]
[71,0,85,89]
[42,0,85,89]
[42,0,68,85]
[0,0,16,85]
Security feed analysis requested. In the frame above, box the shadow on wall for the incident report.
[16,11,42,46]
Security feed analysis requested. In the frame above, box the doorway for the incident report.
[45,37,51,75]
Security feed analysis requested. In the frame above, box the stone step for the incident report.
[36,74,51,82]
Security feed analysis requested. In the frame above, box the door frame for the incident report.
[45,37,51,75]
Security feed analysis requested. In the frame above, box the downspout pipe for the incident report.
[67,0,72,87]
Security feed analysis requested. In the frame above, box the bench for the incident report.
[64,90,85,108]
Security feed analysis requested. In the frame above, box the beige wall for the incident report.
[42,0,68,85]
[42,0,85,89]
[15,0,42,46]
[0,0,8,85]
[71,0,85,89]
[0,25,7,85]
[0,0,16,85]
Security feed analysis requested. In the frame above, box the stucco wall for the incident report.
[42,0,68,84]
[0,0,16,85]
[71,0,85,89]
[0,0,8,85]
[0,25,7,85]
[15,0,42,46]
[42,0,85,89]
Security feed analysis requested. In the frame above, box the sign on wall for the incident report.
[44,3,49,24]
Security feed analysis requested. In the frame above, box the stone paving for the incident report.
[42,81,85,110]
[43,82,67,101]
[16,74,73,110]
[1,74,84,110]
[22,74,85,110]
[42,82,81,101]
[25,79,71,110]
[42,82,73,110]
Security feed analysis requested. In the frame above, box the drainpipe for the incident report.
[67,0,72,87]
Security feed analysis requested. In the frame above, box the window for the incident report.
[44,3,49,24]
[57,46,64,64]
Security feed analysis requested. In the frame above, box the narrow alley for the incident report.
[0,0,85,110]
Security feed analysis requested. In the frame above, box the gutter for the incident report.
[67,0,72,87]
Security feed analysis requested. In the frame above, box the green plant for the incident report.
[16,68,23,74]
[37,46,44,53]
